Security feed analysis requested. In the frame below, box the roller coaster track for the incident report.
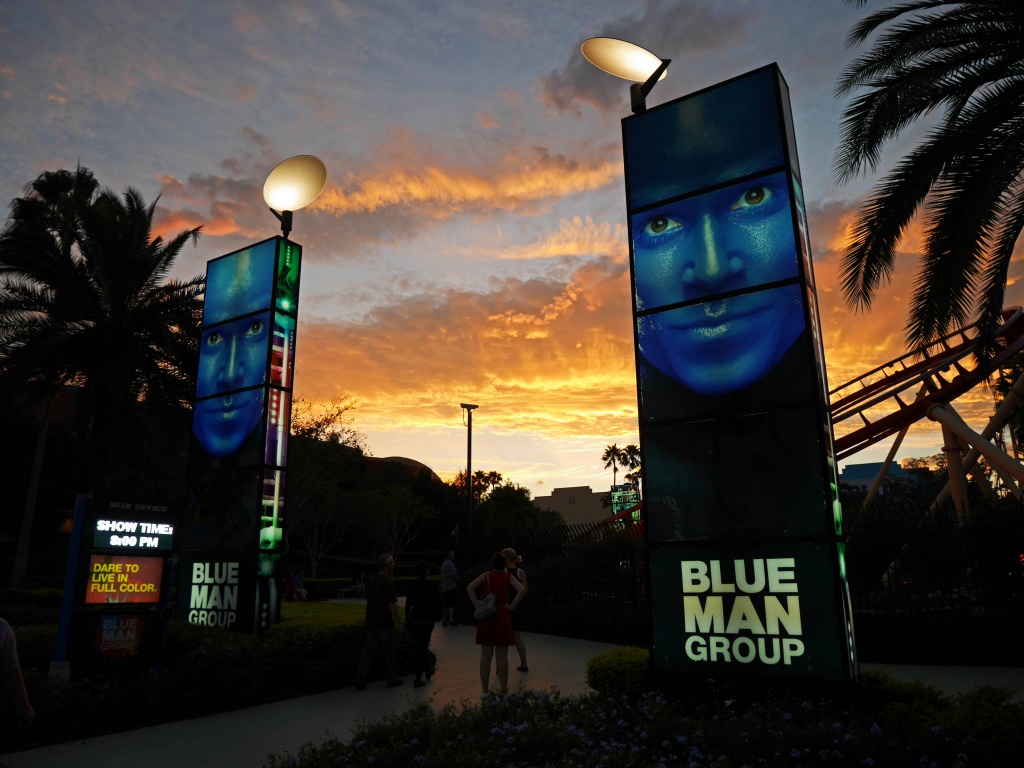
[829,307,1024,462]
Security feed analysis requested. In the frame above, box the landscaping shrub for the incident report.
[585,646,649,698]
[263,678,1023,767]
[0,601,419,753]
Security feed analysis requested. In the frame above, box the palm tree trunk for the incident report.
[10,394,54,587]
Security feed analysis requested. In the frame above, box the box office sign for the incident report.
[54,496,176,674]
[622,65,855,681]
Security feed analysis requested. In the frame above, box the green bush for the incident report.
[584,646,650,697]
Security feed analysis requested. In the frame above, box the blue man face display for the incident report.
[194,245,275,458]
[624,66,806,399]
[633,171,803,396]
[193,312,270,458]
[624,65,855,682]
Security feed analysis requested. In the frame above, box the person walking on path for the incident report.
[503,547,529,672]
[467,552,526,696]
[405,560,443,688]
[440,550,459,627]
[353,554,405,690]
[0,618,34,730]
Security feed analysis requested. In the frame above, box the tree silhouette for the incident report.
[1,167,203,585]
[602,444,626,487]
[834,0,1024,358]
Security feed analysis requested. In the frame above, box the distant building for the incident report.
[838,462,910,495]
[533,485,607,525]
[365,456,443,484]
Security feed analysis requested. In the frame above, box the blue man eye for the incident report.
[643,215,683,237]
[246,320,264,337]
[635,214,684,248]
[730,185,780,213]
[205,331,222,346]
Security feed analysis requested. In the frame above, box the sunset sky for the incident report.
[3,0,1023,498]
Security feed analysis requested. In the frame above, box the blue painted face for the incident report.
[194,248,274,458]
[632,171,804,395]
[193,313,269,457]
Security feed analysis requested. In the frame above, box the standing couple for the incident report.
[467,547,529,696]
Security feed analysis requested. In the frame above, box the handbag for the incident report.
[474,572,497,620]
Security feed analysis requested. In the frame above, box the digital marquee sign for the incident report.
[92,519,174,551]
[84,555,164,605]
[623,64,855,681]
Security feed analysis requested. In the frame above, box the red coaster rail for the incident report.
[829,307,1024,462]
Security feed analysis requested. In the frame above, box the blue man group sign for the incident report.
[182,236,302,634]
[624,65,855,680]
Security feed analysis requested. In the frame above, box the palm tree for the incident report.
[1,167,204,584]
[481,482,541,545]
[622,443,642,498]
[602,443,625,487]
[486,470,503,493]
[833,0,1024,358]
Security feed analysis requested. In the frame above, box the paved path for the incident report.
[2,624,1022,768]
[0,627,617,768]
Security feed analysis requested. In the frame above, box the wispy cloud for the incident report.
[294,257,638,442]
[539,0,753,115]
[314,146,620,218]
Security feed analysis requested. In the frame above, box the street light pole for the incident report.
[461,403,478,563]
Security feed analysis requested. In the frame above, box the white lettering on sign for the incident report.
[95,519,173,548]
[96,520,139,533]
[680,558,804,667]
[187,562,241,629]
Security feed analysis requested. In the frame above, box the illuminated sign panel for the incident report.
[92,519,174,551]
[623,64,854,681]
[611,484,639,516]
[84,555,164,605]
[184,236,301,634]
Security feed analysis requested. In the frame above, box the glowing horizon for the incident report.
[4,1,1024,500]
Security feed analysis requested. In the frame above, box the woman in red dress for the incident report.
[467,552,527,695]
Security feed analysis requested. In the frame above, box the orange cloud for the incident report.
[476,111,500,129]
[313,152,620,217]
[292,259,638,446]
[45,82,69,105]
[453,216,626,262]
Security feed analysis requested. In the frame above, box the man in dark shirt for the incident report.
[354,553,405,690]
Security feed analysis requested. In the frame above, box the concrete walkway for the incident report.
[0,626,617,768]
[1,624,1022,768]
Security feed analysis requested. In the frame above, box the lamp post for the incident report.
[461,403,478,563]
[264,155,328,238]
[581,37,670,114]
[259,154,328,553]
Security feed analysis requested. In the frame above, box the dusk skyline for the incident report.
[3,0,1022,497]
